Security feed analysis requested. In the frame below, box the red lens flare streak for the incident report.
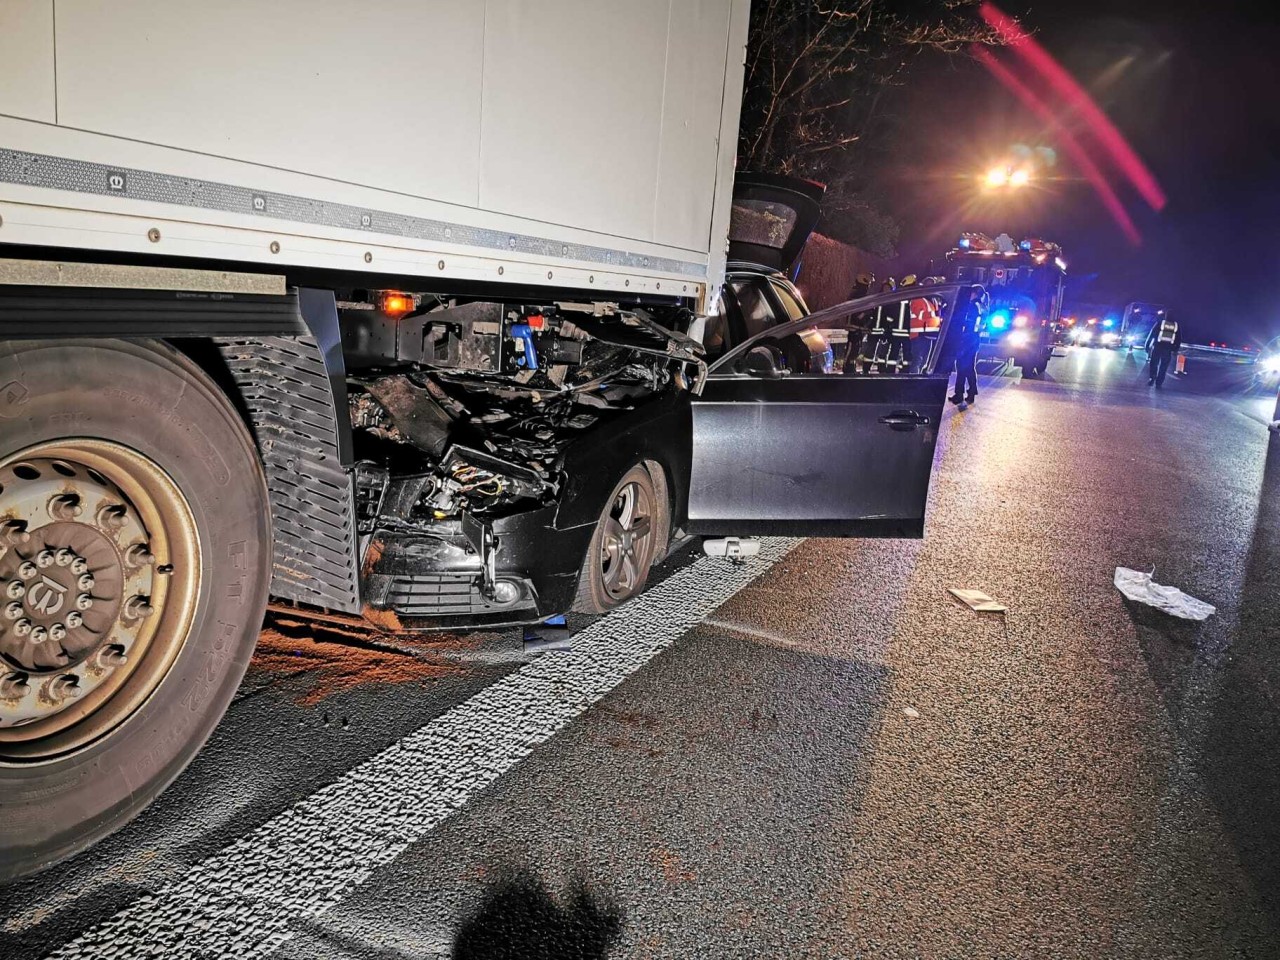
[981,2,1166,212]
[973,46,1142,245]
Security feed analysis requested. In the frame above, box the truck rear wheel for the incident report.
[0,339,271,881]
[572,463,666,614]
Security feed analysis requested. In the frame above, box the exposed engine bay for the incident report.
[342,295,705,534]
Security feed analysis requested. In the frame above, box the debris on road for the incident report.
[703,536,762,559]
[250,627,461,706]
[948,588,1008,612]
[902,706,921,719]
[1113,567,1216,621]
[523,616,574,654]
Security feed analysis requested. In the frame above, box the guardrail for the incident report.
[1181,343,1255,360]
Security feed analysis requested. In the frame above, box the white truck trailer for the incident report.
[0,1,959,880]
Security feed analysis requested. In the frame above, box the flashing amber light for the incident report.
[381,292,414,317]
[1009,168,1031,187]
[1087,318,1098,325]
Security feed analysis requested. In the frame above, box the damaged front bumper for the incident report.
[359,503,594,630]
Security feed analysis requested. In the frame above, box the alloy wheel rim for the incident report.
[599,480,655,601]
[0,440,201,761]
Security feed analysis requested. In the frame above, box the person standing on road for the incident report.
[951,285,986,410]
[1145,312,1181,387]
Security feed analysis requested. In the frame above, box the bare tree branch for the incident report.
[738,0,1004,256]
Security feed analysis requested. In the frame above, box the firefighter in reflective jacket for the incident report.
[859,277,897,373]
[882,274,919,373]
[1145,314,1181,387]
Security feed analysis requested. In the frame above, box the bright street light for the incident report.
[983,165,1033,189]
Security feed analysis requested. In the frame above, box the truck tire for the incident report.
[1015,355,1038,378]
[0,339,271,881]
[571,463,666,614]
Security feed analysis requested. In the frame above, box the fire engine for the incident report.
[939,232,1066,377]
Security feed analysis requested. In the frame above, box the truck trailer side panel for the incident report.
[0,0,749,301]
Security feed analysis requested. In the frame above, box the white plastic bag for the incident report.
[1113,567,1215,621]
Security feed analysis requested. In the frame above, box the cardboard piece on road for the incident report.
[948,588,1008,613]
[1114,567,1216,621]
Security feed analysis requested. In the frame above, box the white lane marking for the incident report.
[49,539,801,960]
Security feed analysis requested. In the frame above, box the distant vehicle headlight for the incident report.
[1101,332,1120,344]
[1007,330,1031,348]
[1075,329,1093,342]
[1264,355,1280,374]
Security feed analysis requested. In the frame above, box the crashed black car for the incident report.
[338,177,966,630]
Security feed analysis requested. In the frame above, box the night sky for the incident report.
[878,0,1280,346]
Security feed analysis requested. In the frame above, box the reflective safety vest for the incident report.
[889,300,912,338]
[1156,319,1178,344]
[909,298,943,338]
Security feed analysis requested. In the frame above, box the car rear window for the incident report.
[729,200,798,251]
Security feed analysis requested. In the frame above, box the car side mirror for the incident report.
[742,345,788,379]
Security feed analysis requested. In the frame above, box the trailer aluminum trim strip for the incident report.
[0,147,706,279]
[0,257,286,294]
[46,538,800,960]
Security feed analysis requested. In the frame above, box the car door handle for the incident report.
[878,410,930,431]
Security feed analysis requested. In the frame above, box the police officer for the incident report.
[1145,312,1181,387]
[951,285,986,409]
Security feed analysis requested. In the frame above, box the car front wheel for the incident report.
[572,463,665,614]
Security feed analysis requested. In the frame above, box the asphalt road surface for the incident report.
[3,346,1279,959]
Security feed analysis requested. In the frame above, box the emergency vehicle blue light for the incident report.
[1019,239,1032,251]
[1102,318,1115,328]
[988,311,1010,330]
[959,237,971,249]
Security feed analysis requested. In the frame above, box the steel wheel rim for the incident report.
[599,479,655,601]
[0,440,201,761]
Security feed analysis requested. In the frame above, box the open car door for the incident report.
[688,283,968,537]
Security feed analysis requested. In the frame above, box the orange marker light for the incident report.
[381,292,414,317]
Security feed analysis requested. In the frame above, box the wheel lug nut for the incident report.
[35,549,55,568]
[42,674,82,703]
[4,601,23,620]
[75,593,94,611]
[125,543,156,568]
[70,556,89,575]
[97,504,128,531]
[98,644,128,668]
[0,672,29,700]
[54,548,75,566]
[65,610,83,629]
[4,580,24,600]
[13,618,32,637]
[48,622,67,642]
[30,624,48,644]
[48,493,84,521]
[0,520,31,546]
[17,561,38,580]
[124,595,154,620]
[77,573,96,592]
